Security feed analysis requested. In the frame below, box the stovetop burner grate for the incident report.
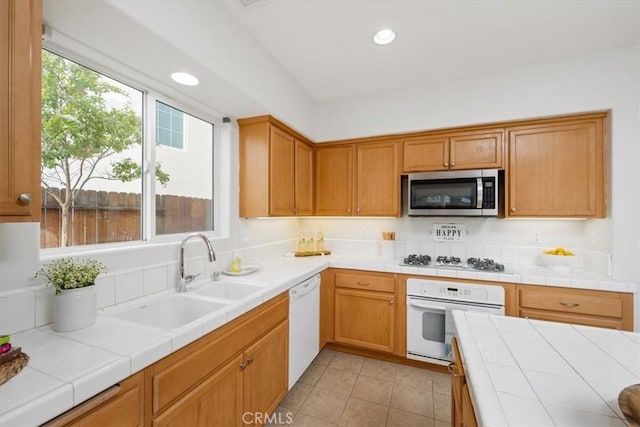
[402,254,506,272]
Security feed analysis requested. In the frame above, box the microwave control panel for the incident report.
[482,177,496,209]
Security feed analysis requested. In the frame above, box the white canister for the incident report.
[53,286,97,332]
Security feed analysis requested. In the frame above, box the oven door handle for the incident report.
[408,298,446,312]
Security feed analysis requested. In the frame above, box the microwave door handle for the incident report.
[408,298,446,312]
[476,178,483,209]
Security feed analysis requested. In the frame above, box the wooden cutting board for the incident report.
[619,384,640,426]
[294,250,331,257]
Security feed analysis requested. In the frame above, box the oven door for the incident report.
[407,296,504,365]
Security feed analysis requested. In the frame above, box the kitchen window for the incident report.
[154,101,214,235]
[40,49,216,249]
[156,102,184,149]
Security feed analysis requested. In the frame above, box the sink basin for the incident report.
[192,281,266,301]
[108,294,228,330]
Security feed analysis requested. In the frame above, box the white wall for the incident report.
[314,45,640,284]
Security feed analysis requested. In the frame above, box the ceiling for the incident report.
[221,0,639,102]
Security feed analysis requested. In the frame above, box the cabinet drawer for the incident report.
[518,287,623,318]
[335,271,395,293]
[45,371,144,427]
[518,308,625,330]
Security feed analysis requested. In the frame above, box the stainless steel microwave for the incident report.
[408,169,501,216]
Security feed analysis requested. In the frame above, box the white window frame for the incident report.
[40,32,229,256]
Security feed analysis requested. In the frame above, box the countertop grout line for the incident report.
[487,314,557,425]
[528,320,623,421]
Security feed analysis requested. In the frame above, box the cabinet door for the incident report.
[507,117,605,217]
[402,136,449,172]
[269,126,295,216]
[243,320,289,426]
[449,131,503,170]
[334,288,395,353]
[0,0,41,222]
[355,140,400,216]
[294,140,314,215]
[315,145,353,215]
[154,354,244,427]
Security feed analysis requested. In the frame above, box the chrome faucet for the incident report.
[178,233,216,292]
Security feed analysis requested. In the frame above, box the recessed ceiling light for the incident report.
[171,72,199,86]
[373,28,396,46]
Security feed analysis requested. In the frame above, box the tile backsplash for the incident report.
[0,238,618,336]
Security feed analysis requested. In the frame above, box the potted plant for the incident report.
[35,257,107,332]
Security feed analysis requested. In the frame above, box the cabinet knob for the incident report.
[389,299,395,305]
[510,207,516,212]
[18,193,32,204]
[356,208,361,212]
[240,361,247,369]
[443,162,448,167]
[247,355,254,365]
[347,208,351,213]
[447,362,460,377]
[450,162,455,167]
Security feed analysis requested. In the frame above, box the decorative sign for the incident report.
[433,223,466,242]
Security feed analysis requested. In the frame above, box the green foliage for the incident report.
[35,258,107,295]
[41,50,141,171]
[111,158,170,186]
[41,50,169,193]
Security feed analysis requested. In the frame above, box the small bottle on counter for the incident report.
[316,228,324,252]
[230,253,242,273]
[306,231,315,252]
[297,232,307,253]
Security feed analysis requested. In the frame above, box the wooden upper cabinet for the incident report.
[355,140,400,216]
[315,144,354,215]
[0,0,42,222]
[402,130,503,173]
[269,126,295,215]
[238,116,314,217]
[450,130,503,170]
[506,114,605,218]
[402,136,449,172]
[294,140,314,215]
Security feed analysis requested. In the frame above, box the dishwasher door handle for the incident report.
[290,275,320,297]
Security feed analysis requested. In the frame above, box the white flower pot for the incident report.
[53,286,97,332]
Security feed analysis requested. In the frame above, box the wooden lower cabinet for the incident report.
[154,322,288,427]
[153,355,244,427]
[243,321,289,426]
[517,284,633,330]
[44,371,144,427]
[334,287,396,353]
[450,337,477,427]
[148,293,289,427]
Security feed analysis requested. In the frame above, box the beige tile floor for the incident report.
[270,349,452,426]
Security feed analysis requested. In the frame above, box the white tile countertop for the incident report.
[0,253,636,426]
[452,310,640,426]
[0,255,329,426]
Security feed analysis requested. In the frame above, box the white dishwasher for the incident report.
[288,274,320,389]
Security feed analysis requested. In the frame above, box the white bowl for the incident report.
[538,253,576,271]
